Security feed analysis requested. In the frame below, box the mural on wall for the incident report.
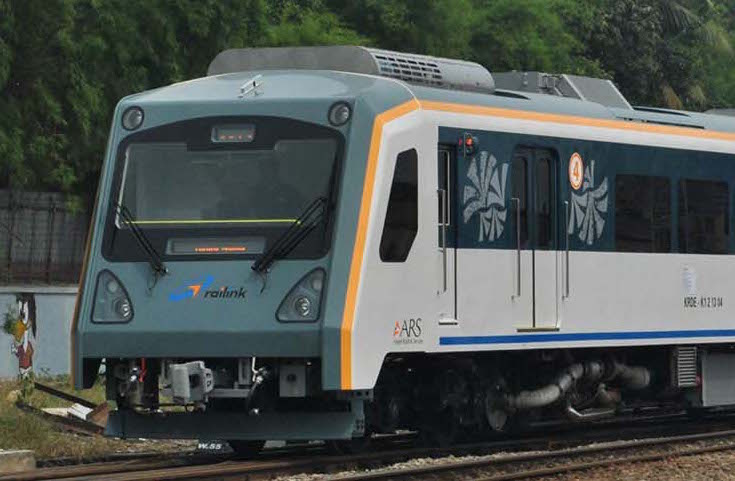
[3,294,37,377]
[568,159,609,245]
[463,150,509,242]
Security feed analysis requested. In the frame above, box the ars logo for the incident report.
[393,318,423,345]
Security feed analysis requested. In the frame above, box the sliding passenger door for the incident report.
[437,146,458,323]
[531,149,558,329]
[511,147,559,330]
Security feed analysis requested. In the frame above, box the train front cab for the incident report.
[70,71,422,446]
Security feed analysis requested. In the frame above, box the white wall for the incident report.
[0,286,77,379]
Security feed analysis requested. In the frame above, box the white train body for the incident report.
[349,102,735,391]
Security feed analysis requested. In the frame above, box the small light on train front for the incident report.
[328,101,352,126]
[121,107,144,131]
[277,269,325,322]
[113,298,132,319]
[294,296,312,317]
[92,270,134,323]
[106,279,120,294]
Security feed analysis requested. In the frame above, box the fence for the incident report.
[0,190,90,285]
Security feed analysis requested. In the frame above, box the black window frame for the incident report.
[678,178,730,255]
[510,146,558,251]
[379,148,419,263]
[614,174,672,253]
[101,116,345,263]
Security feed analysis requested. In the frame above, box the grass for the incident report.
[0,376,194,460]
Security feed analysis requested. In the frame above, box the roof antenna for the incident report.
[239,74,263,99]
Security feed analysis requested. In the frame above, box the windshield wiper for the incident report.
[252,197,327,274]
[113,202,169,280]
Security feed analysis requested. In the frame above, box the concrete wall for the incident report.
[0,286,77,379]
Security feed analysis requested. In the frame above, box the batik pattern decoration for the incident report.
[568,159,609,245]
[463,150,509,242]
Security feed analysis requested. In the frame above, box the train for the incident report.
[72,46,735,454]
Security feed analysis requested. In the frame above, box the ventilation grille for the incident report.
[674,346,698,388]
[372,52,444,87]
[208,47,494,94]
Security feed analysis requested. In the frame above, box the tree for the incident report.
[468,0,605,75]
[327,0,474,58]
[0,0,76,192]
[0,0,272,202]
[588,0,732,109]
[265,0,365,46]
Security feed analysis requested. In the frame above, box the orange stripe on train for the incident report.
[339,98,735,391]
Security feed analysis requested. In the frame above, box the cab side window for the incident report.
[380,149,418,262]
[678,179,729,254]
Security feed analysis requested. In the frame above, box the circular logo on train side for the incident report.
[569,153,584,190]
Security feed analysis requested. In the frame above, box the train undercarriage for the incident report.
[102,345,726,455]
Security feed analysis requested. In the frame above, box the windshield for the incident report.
[103,116,342,262]
[119,139,337,227]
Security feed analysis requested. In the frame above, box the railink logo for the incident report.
[169,275,247,302]
[393,318,423,345]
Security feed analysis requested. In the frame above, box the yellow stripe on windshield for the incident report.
[126,219,298,225]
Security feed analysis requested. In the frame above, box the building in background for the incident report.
[0,191,88,378]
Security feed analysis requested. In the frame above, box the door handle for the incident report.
[438,188,448,293]
[511,197,520,298]
[563,200,570,299]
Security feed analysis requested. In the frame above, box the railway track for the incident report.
[5,412,735,481]
[37,450,201,468]
[329,429,735,481]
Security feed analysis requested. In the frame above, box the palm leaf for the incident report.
[659,0,700,32]
[661,84,683,110]
[687,84,707,108]
[699,20,733,53]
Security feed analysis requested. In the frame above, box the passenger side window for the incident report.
[615,175,671,252]
[511,153,529,248]
[535,154,553,249]
[380,149,418,262]
[437,149,451,225]
[678,179,729,254]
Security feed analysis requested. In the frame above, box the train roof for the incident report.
[128,46,735,135]
[407,82,735,134]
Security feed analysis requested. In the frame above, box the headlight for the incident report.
[92,270,134,323]
[294,296,312,317]
[277,269,325,322]
[121,106,144,131]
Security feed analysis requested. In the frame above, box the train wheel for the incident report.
[228,440,265,458]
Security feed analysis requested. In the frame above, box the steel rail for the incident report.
[472,443,735,481]
[326,429,735,481]
[37,450,198,468]
[10,412,735,481]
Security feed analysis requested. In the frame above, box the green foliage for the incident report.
[1,0,735,196]
[468,0,602,74]
[266,0,366,46]
[328,0,474,58]
[0,0,271,200]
